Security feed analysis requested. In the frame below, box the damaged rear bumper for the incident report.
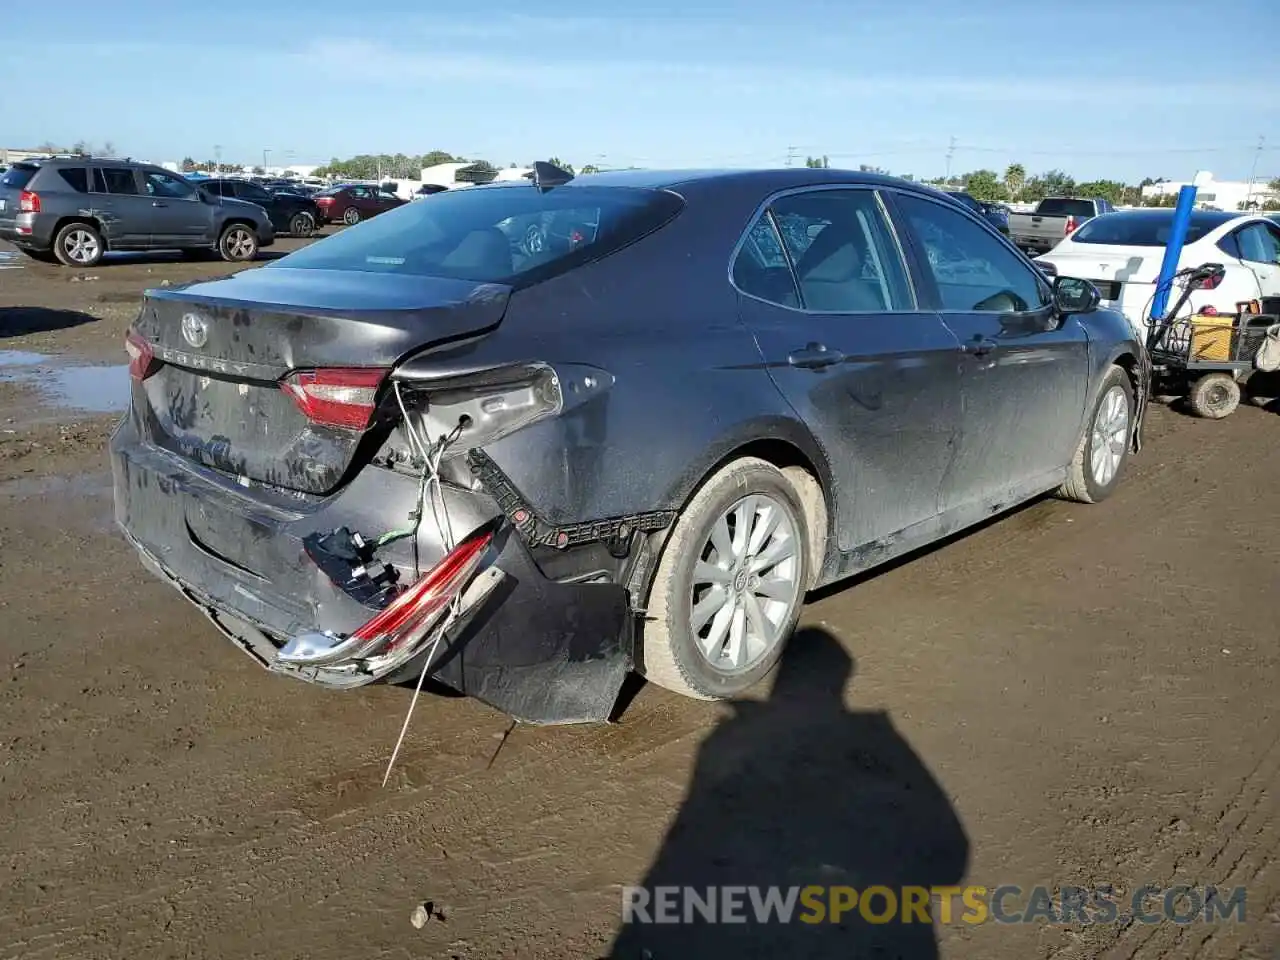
[111,426,634,725]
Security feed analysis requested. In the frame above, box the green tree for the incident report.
[1003,163,1026,201]
[858,163,889,174]
[181,157,196,173]
[1075,179,1127,206]
[805,155,830,168]
[547,157,575,174]
[580,164,600,174]
[962,169,1007,202]
[421,150,458,167]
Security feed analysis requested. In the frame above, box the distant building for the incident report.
[1141,171,1278,212]
[1,147,56,164]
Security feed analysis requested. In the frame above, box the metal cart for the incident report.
[1145,263,1278,419]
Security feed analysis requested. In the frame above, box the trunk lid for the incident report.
[133,266,510,494]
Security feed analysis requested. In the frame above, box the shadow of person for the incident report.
[608,627,969,959]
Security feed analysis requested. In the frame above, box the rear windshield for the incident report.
[1070,213,1223,247]
[0,164,37,190]
[273,184,684,283]
[1035,198,1097,217]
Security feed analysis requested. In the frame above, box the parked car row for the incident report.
[111,164,1147,724]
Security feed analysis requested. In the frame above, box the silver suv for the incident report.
[0,157,274,267]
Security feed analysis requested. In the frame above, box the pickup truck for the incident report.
[1009,197,1116,254]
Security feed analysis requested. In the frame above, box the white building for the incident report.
[1140,171,1278,212]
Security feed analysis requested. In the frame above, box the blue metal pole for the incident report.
[1150,184,1198,321]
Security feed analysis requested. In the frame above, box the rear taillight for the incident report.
[19,191,40,213]
[316,196,333,206]
[1198,273,1222,290]
[1064,215,1077,235]
[354,527,493,655]
[124,331,158,381]
[282,367,387,430]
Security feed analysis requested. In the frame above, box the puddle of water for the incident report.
[0,349,128,414]
[0,250,22,271]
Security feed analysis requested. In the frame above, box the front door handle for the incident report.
[152,200,167,207]
[964,337,998,358]
[788,342,845,370]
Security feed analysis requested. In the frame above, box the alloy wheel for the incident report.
[1090,384,1129,487]
[63,229,100,264]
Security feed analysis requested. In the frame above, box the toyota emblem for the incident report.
[181,312,209,349]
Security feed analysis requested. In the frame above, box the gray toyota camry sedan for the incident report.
[111,165,1149,724]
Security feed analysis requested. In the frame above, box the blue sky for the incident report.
[3,0,1277,183]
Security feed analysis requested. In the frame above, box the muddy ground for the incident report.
[0,238,1276,960]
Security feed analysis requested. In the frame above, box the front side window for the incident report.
[144,171,197,200]
[768,190,914,312]
[896,193,1049,313]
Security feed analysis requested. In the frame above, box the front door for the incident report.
[735,187,964,553]
[140,169,208,247]
[888,191,1090,514]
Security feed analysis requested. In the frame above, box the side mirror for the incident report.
[1053,276,1100,314]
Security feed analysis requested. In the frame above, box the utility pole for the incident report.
[945,136,957,183]
[786,146,797,168]
[1245,135,1265,209]
[262,148,271,173]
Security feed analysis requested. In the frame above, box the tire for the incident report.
[289,211,316,237]
[218,223,258,262]
[1058,365,1135,504]
[342,206,361,226]
[1188,373,1240,420]
[52,222,104,267]
[639,458,811,700]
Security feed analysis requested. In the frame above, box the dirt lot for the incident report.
[0,238,1277,960]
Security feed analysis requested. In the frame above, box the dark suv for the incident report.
[199,178,320,237]
[0,157,275,267]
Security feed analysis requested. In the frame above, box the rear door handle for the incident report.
[788,342,845,370]
[964,337,998,358]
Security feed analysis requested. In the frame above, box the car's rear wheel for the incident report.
[1188,372,1240,419]
[289,211,316,237]
[53,222,104,267]
[639,458,810,700]
[1058,365,1134,504]
[342,206,361,226]
[218,224,258,262]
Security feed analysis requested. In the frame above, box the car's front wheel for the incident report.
[1058,364,1134,504]
[639,458,810,700]
[218,224,258,262]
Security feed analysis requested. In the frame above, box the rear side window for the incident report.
[1036,198,1097,217]
[99,168,139,195]
[1,164,37,189]
[274,184,685,284]
[57,167,89,193]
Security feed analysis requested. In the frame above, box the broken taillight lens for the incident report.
[406,363,564,450]
[282,368,388,430]
[124,331,158,380]
[354,527,494,654]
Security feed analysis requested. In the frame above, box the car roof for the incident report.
[484,167,924,194]
[1092,209,1244,230]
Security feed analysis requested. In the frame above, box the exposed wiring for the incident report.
[381,380,470,788]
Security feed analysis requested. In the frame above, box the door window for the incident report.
[238,183,274,205]
[896,193,1049,313]
[1232,223,1280,264]
[144,171,197,200]
[767,190,913,312]
[56,168,89,193]
[732,213,801,308]
[99,168,139,195]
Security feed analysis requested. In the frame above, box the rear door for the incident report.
[92,166,152,247]
[735,186,963,552]
[889,190,1089,512]
[140,169,209,245]
[1222,221,1280,299]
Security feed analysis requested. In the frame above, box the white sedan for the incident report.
[1035,210,1280,335]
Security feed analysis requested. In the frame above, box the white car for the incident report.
[1035,211,1280,335]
